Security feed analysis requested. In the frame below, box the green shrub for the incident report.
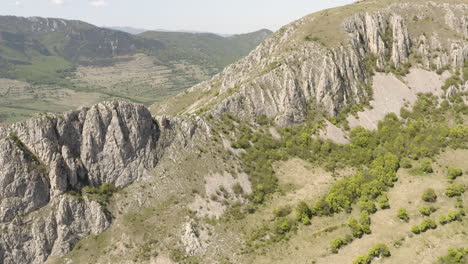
[419,206,432,216]
[447,210,462,222]
[400,157,412,168]
[348,217,364,238]
[397,208,410,222]
[82,183,117,206]
[411,225,421,234]
[437,248,468,264]
[420,158,434,173]
[352,254,371,264]
[377,193,390,209]
[439,214,449,225]
[422,188,437,202]
[369,243,391,258]
[295,201,312,225]
[330,235,353,253]
[420,218,437,232]
[359,211,372,234]
[448,167,463,180]
[446,184,465,197]
[273,206,292,218]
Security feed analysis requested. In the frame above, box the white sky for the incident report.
[2,0,355,34]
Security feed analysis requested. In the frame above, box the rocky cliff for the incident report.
[1,1,467,263]
[166,1,467,125]
[0,101,165,263]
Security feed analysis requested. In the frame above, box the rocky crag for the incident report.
[0,1,467,263]
[162,1,467,125]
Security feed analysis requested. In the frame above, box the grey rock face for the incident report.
[0,101,161,263]
[0,196,110,264]
[185,2,467,126]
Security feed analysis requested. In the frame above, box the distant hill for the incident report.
[140,29,272,70]
[0,16,271,122]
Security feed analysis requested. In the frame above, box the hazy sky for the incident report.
[2,0,355,34]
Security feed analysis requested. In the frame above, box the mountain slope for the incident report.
[0,1,467,264]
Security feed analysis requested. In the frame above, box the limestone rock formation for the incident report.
[0,101,162,263]
[177,1,467,126]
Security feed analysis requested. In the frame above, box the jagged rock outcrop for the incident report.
[0,196,110,264]
[180,1,467,126]
[0,101,164,263]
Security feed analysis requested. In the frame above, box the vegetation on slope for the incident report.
[210,92,467,256]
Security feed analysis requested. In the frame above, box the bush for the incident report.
[419,206,432,216]
[369,243,391,258]
[359,211,372,234]
[82,183,117,206]
[377,193,390,209]
[447,210,462,222]
[422,188,437,202]
[273,206,292,218]
[411,225,421,234]
[448,167,463,180]
[401,157,413,168]
[359,199,377,214]
[353,254,371,264]
[420,218,437,232]
[446,184,465,197]
[439,214,449,225]
[420,158,434,173]
[437,248,468,264]
[348,217,364,238]
[395,209,409,224]
[330,236,353,253]
[295,201,312,225]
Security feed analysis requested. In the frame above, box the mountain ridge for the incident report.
[0,1,467,263]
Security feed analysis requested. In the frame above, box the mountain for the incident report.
[0,16,271,123]
[140,29,272,70]
[0,1,467,264]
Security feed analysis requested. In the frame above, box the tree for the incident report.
[422,188,437,202]
[397,208,410,222]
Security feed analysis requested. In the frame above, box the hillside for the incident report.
[0,16,271,123]
[0,1,467,264]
